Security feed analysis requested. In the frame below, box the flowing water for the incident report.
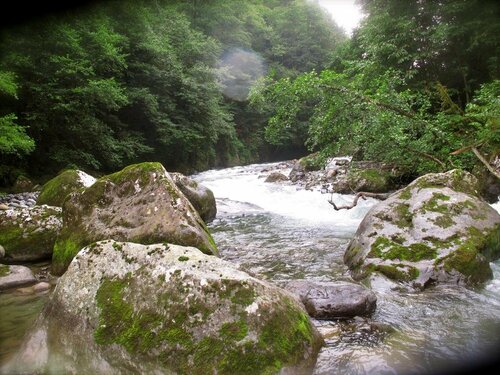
[192,162,500,375]
[1,162,499,374]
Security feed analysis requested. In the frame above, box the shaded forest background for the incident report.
[0,0,498,186]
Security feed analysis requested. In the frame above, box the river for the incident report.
[1,161,499,374]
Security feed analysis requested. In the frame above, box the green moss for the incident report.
[36,169,83,206]
[369,237,437,261]
[220,320,248,342]
[348,168,389,192]
[369,263,419,282]
[421,192,450,214]
[51,233,86,276]
[299,153,324,171]
[399,188,412,200]
[433,215,455,228]
[112,242,124,251]
[105,162,164,186]
[178,256,190,262]
[394,203,413,228]
[0,264,10,277]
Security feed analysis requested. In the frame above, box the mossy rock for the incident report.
[346,168,391,193]
[36,169,96,207]
[51,162,218,276]
[298,153,324,171]
[0,206,62,262]
[7,241,323,374]
[344,169,500,289]
[171,172,217,222]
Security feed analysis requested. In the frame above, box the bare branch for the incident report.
[471,147,500,180]
[328,192,391,211]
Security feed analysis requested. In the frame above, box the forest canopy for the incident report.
[0,0,498,186]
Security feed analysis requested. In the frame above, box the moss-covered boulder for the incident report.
[0,206,62,262]
[7,241,323,375]
[171,172,217,222]
[36,169,96,206]
[344,168,392,193]
[52,162,218,276]
[344,169,500,288]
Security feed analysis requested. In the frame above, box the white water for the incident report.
[194,162,377,229]
[194,161,500,375]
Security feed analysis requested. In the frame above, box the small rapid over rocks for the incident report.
[193,162,500,375]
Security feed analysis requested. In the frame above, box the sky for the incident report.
[315,0,365,36]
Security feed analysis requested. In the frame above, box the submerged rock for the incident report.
[265,171,289,183]
[171,172,217,222]
[0,206,62,262]
[6,241,323,375]
[286,280,377,319]
[36,169,96,207]
[0,264,36,290]
[51,162,218,276]
[344,169,500,288]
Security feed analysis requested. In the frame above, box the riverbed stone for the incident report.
[265,171,289,183]
[286,280,377,319]
[0,206,62,262]
[36,169,96,207]
[51,162,218,276]
[6,241,323,375]
[171,172,217,222]
[344,169,500,288]
[0,264,36,290]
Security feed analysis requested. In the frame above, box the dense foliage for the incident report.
[0,0,498,186]
[0,0,343,184]
[253,0,499,177]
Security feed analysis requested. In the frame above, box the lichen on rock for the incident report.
[7,241,323,375]
[344,169,500,288]
[51,162,218,276]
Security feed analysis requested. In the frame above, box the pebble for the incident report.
[0,192,39,209]
[33,281,51,293]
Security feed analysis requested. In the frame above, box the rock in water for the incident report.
[286,280,377,319]
[0,264,36,290]
[0,206,62,262]
[36,169,96,206]
[265,172,289,183]
[344,169,500,288]
[5,241,323,375]
[171,172,217,222]
[51,162,218,276]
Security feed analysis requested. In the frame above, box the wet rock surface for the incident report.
[0,192,39,209]
[286,280,377,319]
[171,172,217,222]
[0,265,36,290]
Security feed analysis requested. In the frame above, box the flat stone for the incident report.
[33,282,51,293]
[286,280,377,319]
[0,265,37,291]
[0,204,9,210]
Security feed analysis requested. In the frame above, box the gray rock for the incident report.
[5,241,323,375]
[265,171,289,183]
[0,244,4,258]
[286,280,377,319]
[51,162,218,276]
[0,264,36,290]
[344,169,500,288]
[171,172,217,222]
[0,205,62,262]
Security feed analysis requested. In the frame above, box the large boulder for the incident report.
[285,280,377,319]
[265,171,289,183]
[0,264,36,290]
[0,206,62,262]
[344,170,500,288]
[171,172,217,222]
[36,169,96,207]
[5,241,323,375]
[51,162,218,276]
